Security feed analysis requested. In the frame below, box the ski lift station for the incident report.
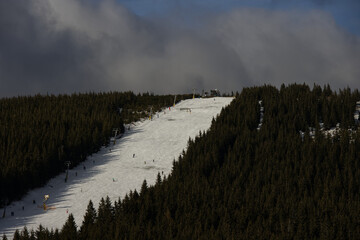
[202,89,221,97]
[211,89,221,97]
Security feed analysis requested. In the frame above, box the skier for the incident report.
[133,153,135,158]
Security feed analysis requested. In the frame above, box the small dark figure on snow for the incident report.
[33,200,36,204]
[83,165,86,170]
[75,172,77,177]
[133,154,135,158]
[22,206,24,211]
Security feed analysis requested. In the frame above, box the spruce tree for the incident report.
[29,230,35,240]
[12,230,20,240]
[61,214,77,240]
[79,200,97,240]
[21,227,30,240]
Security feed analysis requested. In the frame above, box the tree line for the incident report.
[0,92,192,207]
[4,84,360,239]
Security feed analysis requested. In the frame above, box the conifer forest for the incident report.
[2,84,360,239]
[0,92,191,207]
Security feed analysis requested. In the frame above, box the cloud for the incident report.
[0,0,107,97]
[211,9,360,89]
[0,0,359,97]
[46,0,252,94]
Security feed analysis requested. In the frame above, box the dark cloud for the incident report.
[0,0,359,97]
[0,0,252,97]
[0,0,108,97]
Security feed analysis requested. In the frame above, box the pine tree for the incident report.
[156,172,162,185]
[140,179,148,195]
[53,229,60,240]
[29,230,35,240]
[21,227,30,240]
[12,230,20,240]
[93,197,114,240]
[79,200,97,240]
[61,214,78,240]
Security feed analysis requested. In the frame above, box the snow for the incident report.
[299,123,358,141]
[257,100,264,131]
[0,97,233,237]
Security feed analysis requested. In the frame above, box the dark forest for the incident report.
[3,84,360,239]
[0,92,192,207]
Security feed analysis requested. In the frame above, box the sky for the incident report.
[0,0,359,97]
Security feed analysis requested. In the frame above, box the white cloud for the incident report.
[211,9,360,89]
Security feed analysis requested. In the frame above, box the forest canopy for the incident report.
[3,84,360,239]
[0,92,192,207]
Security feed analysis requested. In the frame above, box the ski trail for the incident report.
[0,97,233,237]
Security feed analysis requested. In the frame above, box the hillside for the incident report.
[0,92,192,207]
[3,84,360,239]
[0,97,233,238]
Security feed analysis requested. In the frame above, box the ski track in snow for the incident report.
[0,97,233,237]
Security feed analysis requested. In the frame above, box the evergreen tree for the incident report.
[79,200,97,240]
[21,227,30,240]
[61,214,77,240]
[12,230,20,240]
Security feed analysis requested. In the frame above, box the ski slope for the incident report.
[0,97,233,237]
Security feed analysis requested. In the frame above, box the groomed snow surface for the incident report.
[0,97,233,238]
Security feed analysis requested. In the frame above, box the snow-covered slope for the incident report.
[0,97,233,237]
